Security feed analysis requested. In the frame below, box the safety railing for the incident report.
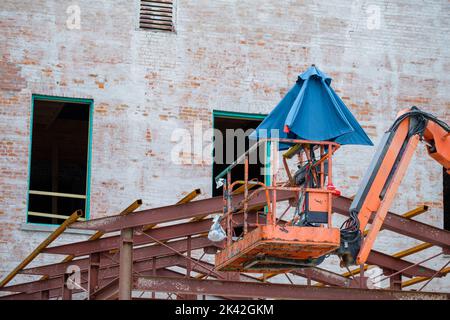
[214,137,341,246]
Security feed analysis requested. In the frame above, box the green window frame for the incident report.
[26,94,94,225]
[211,110,268,195]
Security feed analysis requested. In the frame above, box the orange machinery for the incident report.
[214,138,343,272]
[213,107,449,273]
[345,106,450,266]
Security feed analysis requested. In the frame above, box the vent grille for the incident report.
[140,0,174,31]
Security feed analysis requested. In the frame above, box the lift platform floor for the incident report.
[215,225,341,273]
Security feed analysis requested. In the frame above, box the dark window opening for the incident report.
[212,114,265,197]
[28,98,90,224]
[444,168,449,231]
[140,0,174,32]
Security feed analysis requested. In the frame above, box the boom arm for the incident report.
[343,107,450,265]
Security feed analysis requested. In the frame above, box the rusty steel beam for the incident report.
[366,250,439,278]
[0,255,187,296]
[70,190,293,233]
[70,192,450,252]
[393,242,434,259]
[0,257,189,300]
[0,277,88,300]
[118,228,133,300]
[7,239,215,299]
[340,244,437,280]
[41,217,439,280]
[137,267,254,301]
[0,291,44,300]
[362,205,428,238]
[22,236,215,277]
[16,259,243,301]
[4,192,447,300]
[175,258,251,282]
[0,210,83,288]
[144,190,201,231]
[72,190,450,247]
[40,196,449,263]
[1,275,123,300]
[340,214,434,280]
[39,200,141,281]
[262,247,437,284]
[31,199,142,280]
[100,254,185,280]
[0,272,87,294]
[402,266,450,288]
[258,267,352,287]
[20,258,90,277]
[41,290,49,300]
[133,276,449,300]
[91,278,119,300]
[60,200,142,256]
[88,252,100,299]
[41,212,254,257]
[61,273,72,300]
[336,207,432,281]
[98,270,211,301]
[154,269,185,277]
[183,258,342,286]
[333,196,450,248]
[292,268,351,287]
[43,219,214,256]
[146,269,248,301]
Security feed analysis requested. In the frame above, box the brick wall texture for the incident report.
[0,0,449,291]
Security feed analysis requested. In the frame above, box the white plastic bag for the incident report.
[208,215,226,242]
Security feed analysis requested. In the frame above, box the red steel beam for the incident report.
[1,249,444,299]
[40,228,437,281]
[41,212,254,257]
[2,264,244,301]
[4,192,447,297]
[175,258,258,282]
[69,191,292,233]
[100,254,185,280]
[188,258,351,287]
[133,276,449,300]
[71,193,449,250]
[0,274,75,294]
[21,236,215,276]
[292,268,351,287]
[0,291,45,300]
[142,269,247,301]
[42,219,215,256]
[0,255,187,295]
[366,250,439,278]
[333,196,450,248]
[35,217,440,280]
[154,269,185,277]
[91,278,119,300]
[44,195,449,259]
[0,269,184,300]
[155,270,250,300]
[2,262,446,299]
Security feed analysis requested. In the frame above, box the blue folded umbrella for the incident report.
[250,65,373,150]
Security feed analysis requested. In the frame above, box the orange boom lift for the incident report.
[212,107,450,272]
[346,107,450,266]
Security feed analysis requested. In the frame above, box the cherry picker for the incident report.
[213,107,449,272]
